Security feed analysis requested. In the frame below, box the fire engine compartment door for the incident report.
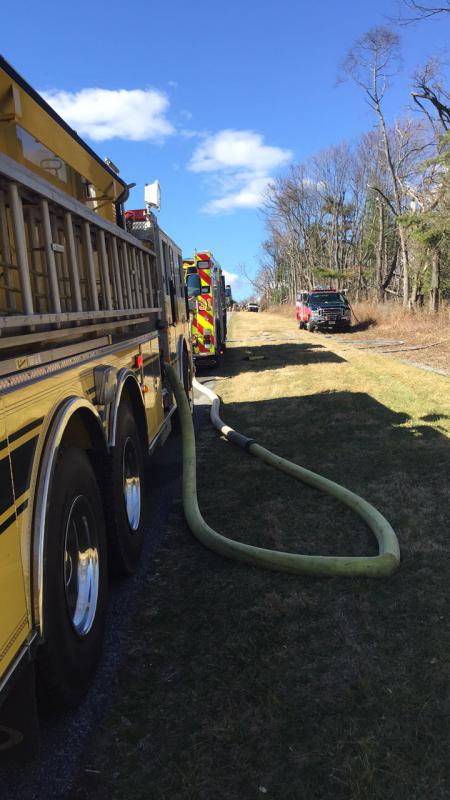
[161,239,175,325]
[0,401,30,681]
[141,336,164,433]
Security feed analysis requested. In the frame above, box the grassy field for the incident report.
[72,311,450,800]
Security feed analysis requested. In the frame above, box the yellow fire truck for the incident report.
[0,55,192,732]
[183,251,227,363]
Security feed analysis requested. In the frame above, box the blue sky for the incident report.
[2,0,449,298]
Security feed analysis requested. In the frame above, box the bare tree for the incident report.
[341,27,415,306]
[238,257,276,307]
[411,58,450,133]
[401,129,450,311]
[405,60,449,310]
[396,0,450,24]
[356,129,396,299]
[263,165,325,298]
[259,99,447,310]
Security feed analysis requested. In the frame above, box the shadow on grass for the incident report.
[208,389,448,554]
[195,341,346,378]
[350,316,377,332]
[71,387,450,800]
[301,317,377,335]
[421,412,449,422]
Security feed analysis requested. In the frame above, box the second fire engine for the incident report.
[183,251,227,363]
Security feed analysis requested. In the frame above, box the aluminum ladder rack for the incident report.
[0,152,161,352]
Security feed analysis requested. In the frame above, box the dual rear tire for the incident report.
[105,402,144,576]
[37,402,144,710]
[36,446,108,709]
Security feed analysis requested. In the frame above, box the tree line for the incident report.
[255,20,450,311]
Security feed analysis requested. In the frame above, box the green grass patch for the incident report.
[72,312,450,800]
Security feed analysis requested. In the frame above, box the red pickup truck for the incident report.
[296,289,351,332]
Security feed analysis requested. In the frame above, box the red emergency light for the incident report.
[125,209,147,222]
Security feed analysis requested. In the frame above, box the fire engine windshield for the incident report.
[309,293,348,305]
[186,273,201,297]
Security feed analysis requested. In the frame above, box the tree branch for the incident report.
[368,184,398,216]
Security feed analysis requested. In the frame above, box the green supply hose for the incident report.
[165,362,400,578]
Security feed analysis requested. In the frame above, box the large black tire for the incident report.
[36,446,108,710]
[105,403,144,576]
[306,320,316,332]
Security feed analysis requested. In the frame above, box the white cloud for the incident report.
[188,129,291,214]
[180,128,203,139]
[223,269,252,300]
[41,87,174,142]
[204,176,275,214]
[189,129,291,173]
[221,270,250,300]
[222,270,240,288]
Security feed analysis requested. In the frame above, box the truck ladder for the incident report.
[0,153,161,349]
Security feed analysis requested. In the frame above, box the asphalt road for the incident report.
[1,401,211,800]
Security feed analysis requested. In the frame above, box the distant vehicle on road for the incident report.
[296,289,351,332]
[246,302,260,312]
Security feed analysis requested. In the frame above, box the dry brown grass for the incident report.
[268,300,450,338]
[265,302,296,318]
[351,300,450,342]
[266,301,450,372]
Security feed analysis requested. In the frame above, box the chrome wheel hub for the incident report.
[123,436,141,531]
[64,495,99,636]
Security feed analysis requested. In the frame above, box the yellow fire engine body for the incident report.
[0,55,192,723]
[0,55,125,224]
